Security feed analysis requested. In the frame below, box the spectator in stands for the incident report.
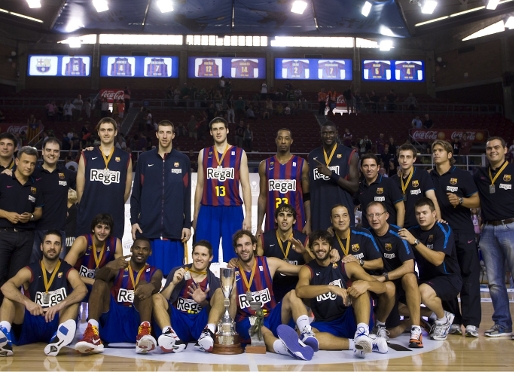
[219,76,226,90]
[327,88,337,115]
[234,121,244,148]
[385,89,398,113]
[412,115,423,129]
[100,97,109,117]
[375,133,386,155]
[27,114,36,126]
[227,98,235,124]
[343,84,354,114]
[93,98,101,118]
[261,80,268,100]
[234,96,245,118]
[243,123,253,152]
[65,155,78,172]
[246,106,257,121]
[354,90,363,114]
[460,133,472,163]
[117,99,125,119]
[318,88,327,115]
[342,128,352,147]
[116,134,127,150]
[112,98,119,119]
[181,83,190,103]
[423,113,433,129]
[452,137,461,163]
[276,102,284,115]
[83,98,92,119]
[123,86,131,110]
[45,101,57,120]
[175,122,186,137]
[294,87,302,100]
[359,135,373,156]
[264,98,273,119]
[187,115,197,140]
[388,137,398,156]
[404,93,419,113]
[367,90,380,113]
[72,94,83,121]
[284,104,291,115]
[145,110,153,131]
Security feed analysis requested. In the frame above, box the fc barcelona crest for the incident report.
[59,173,65,179]
[36,58,51,73]
[428,235,434,243]
[412,180,419,188]
[31,187,37,194]
[376,188,384,195]
[174,162,179,167]
[450,178,457,185]
[115,157,120,162]
[351,244,360,252]
[58,272,63,278]
[385,243,392,251]
[337,154,342,158]
[504,174,511,182]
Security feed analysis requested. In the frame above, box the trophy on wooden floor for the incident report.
[246,296,267,354]
[212,268,243,355]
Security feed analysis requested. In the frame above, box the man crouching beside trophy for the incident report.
[196,230,319,361]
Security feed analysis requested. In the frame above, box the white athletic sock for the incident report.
[88,319,99,328]
[206,323,216,333]
[296,315,311,332]
[435,315,447,325]
[348,339,355,349]
[273,339,289,355]
[0,321,11,333]
[376,320,386,328]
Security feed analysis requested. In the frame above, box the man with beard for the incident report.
[308,121,359,230]
[75,237,162,354]
[0,230,87,356]
[257,129,310,236]
[196,230,319,361]
[296,230,390,358]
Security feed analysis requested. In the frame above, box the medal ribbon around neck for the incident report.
[41,260,62,294]
[238,258,257,293]
[400,168,414,196]
[323,144,337,166]
[488,161,509,186]
[128,263,147,289]
[186,267,207,275]
[335,230,351,257]
[92,240,105,269]
[101,147,115,169]
[276,230,293,259]
[214,144,230,167]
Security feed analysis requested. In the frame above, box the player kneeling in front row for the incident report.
[75,237,162,354]
[0,230,87,356]
[152,240,220,353]
[296,230,392,358]
[197,230,319,361]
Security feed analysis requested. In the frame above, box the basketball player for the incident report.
[64,214,123,293]
[196,230,319,361]
[257,128,311,236]
[152,240,220,353]
[296,230,390,358]
[131,120,191,275]
[193,117,251,262]
[75,237,162,354]
[76,117,132,240]
[0,230,87,356]
[308,121,359,231]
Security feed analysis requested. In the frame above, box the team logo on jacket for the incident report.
[59,173,65,179]
[174,162,179,167]
[450,178,457,185]
[428,235,433,243]
[115,157,120,162]
[376,188,384,195]
[31,187,37,194]
[351,244,360,252]
[504,174,511,182]
[337,154,342,158]
[412,180,419,188]
[385,243,392,251]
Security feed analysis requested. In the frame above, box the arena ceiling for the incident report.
[1,0,514,43]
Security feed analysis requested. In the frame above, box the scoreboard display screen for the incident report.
[28,55,91,77]
[188,57,266,79]
[100,56,179,78]
[274,58,353,80]
[362,60,424,82]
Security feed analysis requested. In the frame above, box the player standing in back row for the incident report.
[193,117,252,262]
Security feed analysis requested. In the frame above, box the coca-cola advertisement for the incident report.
[410,129,489,143]
[0,124,28,134]
[99,89,124,103]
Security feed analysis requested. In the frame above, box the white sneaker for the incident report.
[449,324,462,335]
[44,321,76,356]
[354,325,372,358]
[370,334,388,354]
[465,325,479,338]
[158,330,187,353]
[372,324,390,340]
[431,312,455,341]
[197,327,215,353]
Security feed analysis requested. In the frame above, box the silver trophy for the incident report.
[213,267,243,354]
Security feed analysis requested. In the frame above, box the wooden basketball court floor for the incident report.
[2,296,514,371]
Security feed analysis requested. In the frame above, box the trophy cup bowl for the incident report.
[212,267,243,355]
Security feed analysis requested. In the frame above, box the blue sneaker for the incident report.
[0,327,13,357]
[300,327,319,352]
[484,324,512,338]
[277,324,314,361]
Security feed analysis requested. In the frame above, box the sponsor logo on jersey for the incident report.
[171,169,182,174]
[268,179,297,193]
[446,186,458,192]
[28,195,36,202]
[374,196,385,201]
[90,169,121,185]
[410,189,422,195]
[384,253,396,259]
[35,288,67,307]
[313,166,340,181]
[176,297,202,313]
[59,181,67,186]
[316,279,343,302]
[450,178,458,185]
[79,265,96,279]
[206,167,234,181]
[504,174,511,182]
[238,288,271,309]
[351,244,360,252]
[412,180,419,188]
[117,288,134,303]
[500,183,512,190]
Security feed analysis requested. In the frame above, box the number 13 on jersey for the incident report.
[215,186,226,197]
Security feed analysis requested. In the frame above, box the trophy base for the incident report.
[212,342,244,355]
[245,344,267,354]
